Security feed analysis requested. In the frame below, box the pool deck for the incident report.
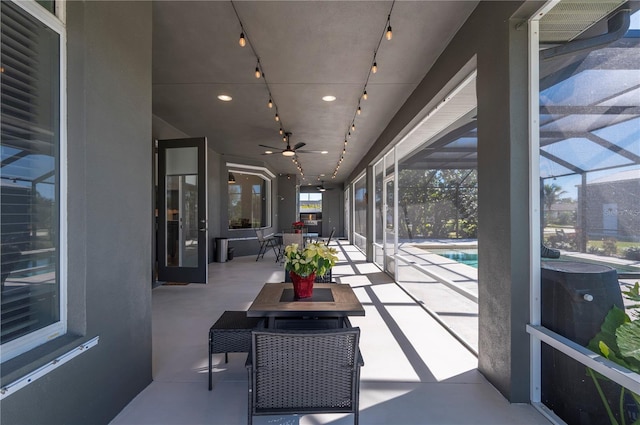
[395,240,639,355]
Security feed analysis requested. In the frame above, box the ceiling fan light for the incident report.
[282,150,295,157]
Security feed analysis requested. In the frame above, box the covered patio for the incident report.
[112,243,549,425]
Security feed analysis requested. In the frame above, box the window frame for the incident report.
[1,0,68,363]
[527,3,640,416]
[226,162,274,230]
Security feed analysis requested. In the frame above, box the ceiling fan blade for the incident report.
[258,144,282,151]
[294,149,324,154]
[293,142,306,150]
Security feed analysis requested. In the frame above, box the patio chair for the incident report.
[208,311,264,390]
[318,227,336,246]
[255,229,279,261]
[282,231,304,250]
[246,327,364,425]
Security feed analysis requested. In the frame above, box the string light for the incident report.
[231,0,310,178]
[331,0,395,179]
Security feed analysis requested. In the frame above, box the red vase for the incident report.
[290,272,315,299]
[294,229,302,234]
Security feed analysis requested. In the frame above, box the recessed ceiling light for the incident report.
[321,151,328,154]
[320,174,325,176]
[264,150,273,154]
[217,95,232,101]
[322,95,336,102]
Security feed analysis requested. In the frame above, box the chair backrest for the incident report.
[282,232,303,248]
[249,328,361,415]
[325,227,336,246]
[255,229,265,242]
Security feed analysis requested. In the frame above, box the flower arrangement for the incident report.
[292,221,305,229]
[283,242,338,278]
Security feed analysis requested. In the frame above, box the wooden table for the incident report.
[247,282,365,328]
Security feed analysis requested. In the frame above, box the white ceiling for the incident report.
[152,1,478,184]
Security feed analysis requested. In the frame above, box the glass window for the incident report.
[1,0,64,361]
[536,7,640,423]
[539,13,640,277]
[299,192,322,213]
[228,171,270,229]
[353,175,367,251]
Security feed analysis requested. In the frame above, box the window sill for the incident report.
[1,334,98,397]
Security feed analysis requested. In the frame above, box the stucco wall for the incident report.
[1,2,153,424]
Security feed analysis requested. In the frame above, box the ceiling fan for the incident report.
[260,132,325,157]
[316,181,334,192]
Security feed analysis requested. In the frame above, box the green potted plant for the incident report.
[587,282,640,425]
[283,242,338,299]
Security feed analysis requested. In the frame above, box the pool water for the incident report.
[430,249,478,268]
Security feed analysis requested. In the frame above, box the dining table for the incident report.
[247,282,365,328]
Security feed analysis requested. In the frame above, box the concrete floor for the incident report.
[111,241,551,425]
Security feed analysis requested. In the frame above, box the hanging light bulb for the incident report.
[283,135,287,142]
[268,98,273,109]
[386,16,393,40]
[351,123,356,132]
[357,106,362,115]
[372,62,378,74]
[279,128,284,135]
[275,113,280,122]
[344,139,348,145]
[255,65,261,79]
[239,32,246,47]
[362,90,368,100]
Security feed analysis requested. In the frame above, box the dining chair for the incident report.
[255,229,279,261]
[282,232,304,250]
[318,227,336,246]
[246,327,364,425]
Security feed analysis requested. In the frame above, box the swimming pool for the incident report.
[429,248,478,268]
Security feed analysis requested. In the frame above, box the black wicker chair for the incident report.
[246,327,364,425]
[208,311,263,390]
